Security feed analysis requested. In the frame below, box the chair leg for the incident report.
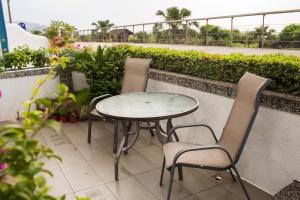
[87,114,92,144]
[178,166,183,181]
[113,121,118,153]
[232,166,251,200]
[167,165,176,200]
[159,157,166,186]
[229,168,236,182]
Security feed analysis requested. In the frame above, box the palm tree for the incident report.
[155,7,198,42]
[156,7,198,30]
[92,20,114,33]
[250,26,277,48]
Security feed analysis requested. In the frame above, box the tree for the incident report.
[249,26,277,48]
[91,20,114,42]
[279,24,300,48]
[155,7,198,42]
[92,20,114,33]
[199,24,232,45]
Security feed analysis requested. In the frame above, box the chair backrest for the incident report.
[121,58,151,94]
[218,72,270,163]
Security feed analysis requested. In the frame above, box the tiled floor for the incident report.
[38,121,272,200]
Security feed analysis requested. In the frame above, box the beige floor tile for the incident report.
[88,155,130,183]
[135,169,191,200]
[42,156,59,170]
[65,193,76,200]
[136,145,164,167]
[118,149,157,175]
[180,195,202,200]
[41,127,70,146]
[221,178,272,200]
[96,136,120,154]
[128,133,158,150]
[45,168,73,197]
[62,162,104,192]
[174,168,217,194]
[196,186,241,200]
[106,177,157,200]
[75,140,109,161]
[75,185,117,200]
[53,144,84,167]
[63,124,87,144]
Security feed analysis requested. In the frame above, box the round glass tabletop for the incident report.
[96,92,199,120]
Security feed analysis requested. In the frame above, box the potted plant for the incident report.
[69,112,78,123]
[58,107,68,123]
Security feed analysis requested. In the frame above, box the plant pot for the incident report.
[69,116,77,123]
[60,116,68,123]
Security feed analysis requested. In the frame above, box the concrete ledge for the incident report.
[149,69,300,115]
[0,68,50,79]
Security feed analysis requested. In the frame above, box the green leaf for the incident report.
[36,175,46,188]
[43,120,61,133]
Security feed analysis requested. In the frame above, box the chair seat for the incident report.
[163,142,231,169]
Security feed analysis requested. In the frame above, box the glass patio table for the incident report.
[96,92,199,180]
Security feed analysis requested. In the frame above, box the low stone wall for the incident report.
[147,69,300,195]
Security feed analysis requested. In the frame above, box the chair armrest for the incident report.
[172,144,234,167]
[89,94,113,112]
[167,124,218,143]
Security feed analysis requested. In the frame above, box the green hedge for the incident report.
[116,45,300,96]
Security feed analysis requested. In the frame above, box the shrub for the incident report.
[115,45,300,96]
[0,46,50,70]
[66,46,128,99]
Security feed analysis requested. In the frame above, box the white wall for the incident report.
[147,79,300,195]
[6,24,49,50]
[0,75,59,121]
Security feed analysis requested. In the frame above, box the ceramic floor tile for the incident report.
[128,133,158,150]
[221,178,272,200]
[196,186,241,200]
[75,140,109,161]
[136,145,164,167]
[62,162,104,192]
[42,156,59,170]
[42,130,72,147]
[88,155,130,183]
[106,177,157,200]
[45,168,73,197]
[96,136,121,154]
[135,169,191,200]
[53,144,84,167]
[180,195,202,200]
[174,168,217,194]
[75,185,117,200]
[118,149,157,175]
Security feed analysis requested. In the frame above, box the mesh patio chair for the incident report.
[87,58,153,153]
[160,72,270,200]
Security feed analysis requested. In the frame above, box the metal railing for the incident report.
[78,9,300,49]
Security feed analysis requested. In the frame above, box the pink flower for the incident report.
[0,90,2,98]
[0,163,7,170]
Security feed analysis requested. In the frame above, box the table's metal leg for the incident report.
[115,120,141,181]
[155,121,166,144]
[166,119,179,142]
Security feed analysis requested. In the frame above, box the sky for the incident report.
[2,0,300,31]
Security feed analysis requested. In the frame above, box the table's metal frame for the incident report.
[96,93,199,181]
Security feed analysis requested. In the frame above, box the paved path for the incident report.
[78,42,300,57]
